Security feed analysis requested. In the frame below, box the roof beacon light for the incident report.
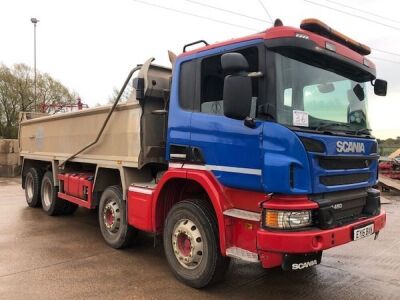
[300,18,371,56]
[325,42,336,52]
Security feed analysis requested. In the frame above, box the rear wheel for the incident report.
[41,171,71,216]
[98,186,137,249]
[163,199,230,288]
[25,168,42,208]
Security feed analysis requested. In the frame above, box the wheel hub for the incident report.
[105,209,114,226]
[26,175,34,201]
[103,200,121,233]
[42,180,52,208]
[172,219,204,269]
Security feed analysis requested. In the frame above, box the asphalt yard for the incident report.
[1,177,399,300]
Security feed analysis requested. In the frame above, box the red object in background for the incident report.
[38,97,88,113]
[379,161,393,170]
[58,173,94,208]
[77,97,83,110]
[379,160,400,179]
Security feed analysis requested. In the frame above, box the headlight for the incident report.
[264,210,312,229]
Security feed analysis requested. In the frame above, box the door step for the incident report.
[226,247,259,263]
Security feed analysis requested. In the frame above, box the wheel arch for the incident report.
[93,166,153,203]
[153,169,229,253]
[93,167,123,203]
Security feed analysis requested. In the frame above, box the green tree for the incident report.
[108,84,133,104]
[0,63,78,138]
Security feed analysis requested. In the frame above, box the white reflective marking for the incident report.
[168,162,184,169]
[183,164,208,171]
[169,163,206,170]
[170,153,187,158]
[128,186,154,195]
[223,208,260,221]
[169,163,262,176]
[207,164,262,176]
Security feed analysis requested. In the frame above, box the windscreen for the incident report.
[274,52,370,134]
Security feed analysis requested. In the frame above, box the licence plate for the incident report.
[353,223,374,241]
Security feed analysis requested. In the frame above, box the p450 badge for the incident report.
[336,141,365,153]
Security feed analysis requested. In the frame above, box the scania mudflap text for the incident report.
[19,18,388,288]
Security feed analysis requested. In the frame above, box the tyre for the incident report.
[41,171,68,216]
[163,199,230,288]
[98,186,137,249]
[24,168,42,208]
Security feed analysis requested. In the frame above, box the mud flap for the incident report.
[282,252,322,271]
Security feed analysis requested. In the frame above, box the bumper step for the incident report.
[223,208,260,221]
[226,247,259,263]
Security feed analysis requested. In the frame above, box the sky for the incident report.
[0,0,399,139]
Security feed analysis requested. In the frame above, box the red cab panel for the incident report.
[127,185,155,232]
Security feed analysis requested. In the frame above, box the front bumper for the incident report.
[257,210,386,268]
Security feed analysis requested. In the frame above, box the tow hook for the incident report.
[374,231,380,240]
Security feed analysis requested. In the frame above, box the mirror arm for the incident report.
[244,117,256,128]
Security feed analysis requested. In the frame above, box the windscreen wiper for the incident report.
[354,128,372,135]
[315,122,351,131]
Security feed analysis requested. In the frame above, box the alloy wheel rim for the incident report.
[103,199,121,234]
[42,180,52,208]
[26,175,34,201]
[172,219,204,269]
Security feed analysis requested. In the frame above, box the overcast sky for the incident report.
[1,0,399,139]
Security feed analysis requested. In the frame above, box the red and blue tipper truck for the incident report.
[19,19,388,288]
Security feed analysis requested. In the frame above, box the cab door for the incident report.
[189,44,265,192]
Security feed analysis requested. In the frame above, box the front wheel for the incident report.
[163,199,230,288]
[98,186,137,249]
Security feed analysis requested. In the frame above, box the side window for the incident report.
[179,60,196,110]
[199,47,259,116]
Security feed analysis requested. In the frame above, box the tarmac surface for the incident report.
[1,177,400,300]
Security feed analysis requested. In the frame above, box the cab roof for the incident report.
[178,21,375,70]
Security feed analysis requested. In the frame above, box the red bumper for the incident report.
[257,210,386,268]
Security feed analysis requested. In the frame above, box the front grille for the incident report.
[333,197,366,224]
[311,189,368,228]
[319,157,372,170]
[320,173,370,186]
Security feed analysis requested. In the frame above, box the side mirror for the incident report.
[373,79,387,96]
[221,53,252,120]
[133,77,145,100]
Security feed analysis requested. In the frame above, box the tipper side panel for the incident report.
[19,102,142,166]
